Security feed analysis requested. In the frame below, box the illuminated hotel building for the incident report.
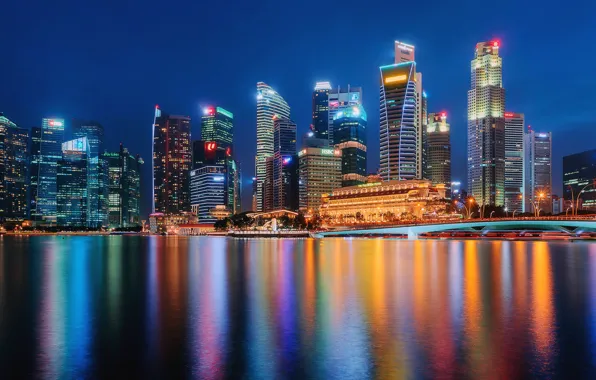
[321,180,447,224]
[379,41,424,181]
[426,112,451,198]
[327,85,362,145]
[563,149,596,211]
[0,114,29,221]
[152,107,191,214]
[467,40,506,206]
[504,112,524,213]
[298,147,342,214]
[35,117,65,224]
[56,137,89,227]
[201,106,233,149]
[312,81,332,140]
[524,129,552,213]
[332,104,367,186]
[255,82,290,211]
[189,166,227,224]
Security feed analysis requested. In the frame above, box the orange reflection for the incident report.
[531,241,555,364]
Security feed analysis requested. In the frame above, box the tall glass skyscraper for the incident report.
[504,112,524,213]
[563,149,596,211]
[35,118,65,225]
[0,114,29,221]
[272,118,298,211]
[467,41,506,206]
[333,105,367,186]
[312,81,331,140]
[28,127,42,219]
[379,41,424,181]
[201,106,233,149]
[426,112,451,198]
[153,107,191,214]
[327,85,362,146]
[57,137,89,227]
[524,130,552,213]
[255,82,290,211]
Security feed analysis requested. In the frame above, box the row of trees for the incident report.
[214,212,322,231]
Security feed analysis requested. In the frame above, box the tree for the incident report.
[214,218,229,231]
[308,213,323,230]
[293,213,307,230]
[278,215,291,229]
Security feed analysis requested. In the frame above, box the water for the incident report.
[1,236,596,379]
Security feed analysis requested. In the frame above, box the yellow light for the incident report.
[384,74,407,84]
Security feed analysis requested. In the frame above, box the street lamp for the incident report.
[490,211,495,219]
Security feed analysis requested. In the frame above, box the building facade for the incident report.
[0,114,29,221]
[298,147,342,214]
[201,106,233,149]
[57,137,89,227]
[105,144,143,228]
[28,127,42,219]
[467,41,506,207]
[333,105,367,186]
[255,82,290,211]
[35,118,65,225]
[189,166,227,224]
[328,85,362,146]
[312,81,332,140]
[524,130,552,214]
[425,113,451,198]
[563,149,596,212]
[152,107,191,214]
[504,112,524,213]
[272,118,298,211]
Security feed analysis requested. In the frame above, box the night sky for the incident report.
[3,0,596,215]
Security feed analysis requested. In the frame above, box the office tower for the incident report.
[379,41,424,181]
[255,82,290,211]
[504,112,524,213]
[0,114,29,221]
[563,149,596,212]
[105,144,143,228]
[263,157,275,211]
[73,120,108,228]
[312,81,332,140]
[298,147,342,214]
[152,106,191,214]
[57,137,89,227]
[467,41,506,207]
[201,106,233,148]
[421,91,428,179]
[28,127,42,219]
[272,118,298,211]
[524,130,552,214]
[426,112,451,198]
[189,166,227,224]
[333,104,367,186]
[35,118,65,225]
[328,85,362,145]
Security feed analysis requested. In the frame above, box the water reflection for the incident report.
[0,236,595,378]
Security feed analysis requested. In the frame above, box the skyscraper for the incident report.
[327,85,362,145]
[105,144,143,228]
[504,112,524,213]
[152,107,191,214]
[379,41,424,181]
[35,118,65,225]
[563,149,596,212]
[0,114,29,221]
[312,81,332,140]
[255,82,290,211]
[57,137,89,227]
[271,118,298,211]
[426,112,451,198]
[189,166,227,224]
[333,104,367,186]
[467,41,505,207]
[298,147,342,214]
[28,127,42,219]
[201,106,233,148]
[524,129,552,214]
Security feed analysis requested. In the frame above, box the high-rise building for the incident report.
[524,130,552,214]
[57,137,89,227]
[379,41,424,181]
[201,106,233,149]
[104,144,143,228]
[467,41,505,207]
[73,120,108,228]
[425,112,451,198]
[563,149,596,212]
[28,127,42,219]
[35,118,65,225]
[0,114,29,221]
[189,166,227,224]
[298,147,342,214]
[152,106,191,214]
[272,118,298,211]
[312,81,332,140]
[255,82,290,211]
[328,85,362,145]
[504,112,524,213]
[333,104,367,186]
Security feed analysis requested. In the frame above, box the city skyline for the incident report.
[2,0,595,215]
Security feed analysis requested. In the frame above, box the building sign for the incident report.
[385,74,407,84]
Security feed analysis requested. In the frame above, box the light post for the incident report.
[513,209,518,218]
[504,207,508,218]
[566,206,573,217]
[490,211,495,219]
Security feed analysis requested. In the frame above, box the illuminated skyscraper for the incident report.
[467,40,505,206]
[298,147,342,213]
[105,144,143,228]
[35,117,65,225]
[272,118,298,211]
[563,149,596,211]
[201,106,233,149]
[28,127,42,219]
[524,129,552,213]
[57,137,89,227]
[327,85,362,145]
[312,81,332,140]
[0,114,29,221]
[333,105,367,186]
[189,166,227,224]
[504,112,524,213]
[153,107,191,214]
[426,112,451,197]
[255,82,290,211]
[379,41,424,181]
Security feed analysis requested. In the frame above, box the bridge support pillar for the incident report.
[407,228,418,240]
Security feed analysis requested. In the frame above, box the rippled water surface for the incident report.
[1,236,596,378]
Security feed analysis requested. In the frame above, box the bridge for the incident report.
[315,217,596,239]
